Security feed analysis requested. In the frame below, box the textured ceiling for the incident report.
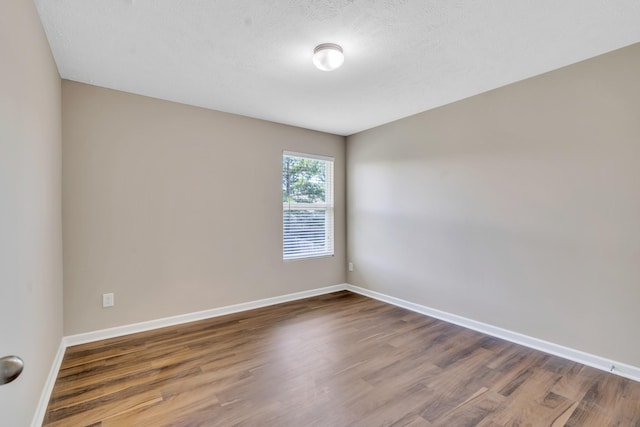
[36,0,640,136]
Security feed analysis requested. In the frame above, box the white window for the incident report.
[282,151,334,260]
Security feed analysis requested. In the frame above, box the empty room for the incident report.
[2,0,640,425]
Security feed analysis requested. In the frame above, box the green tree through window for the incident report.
[282,157,326,203]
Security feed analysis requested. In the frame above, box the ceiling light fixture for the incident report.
[313,43,344,71]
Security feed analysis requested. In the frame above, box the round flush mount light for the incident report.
[313,43,344,71]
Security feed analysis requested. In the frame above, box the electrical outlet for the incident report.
[102,293,114,308]
[348,262,354,272]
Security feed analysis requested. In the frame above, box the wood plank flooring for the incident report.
[43,291,640,426]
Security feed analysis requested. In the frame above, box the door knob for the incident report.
[0,355,24,385]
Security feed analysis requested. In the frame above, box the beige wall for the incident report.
[62,81,346,335]
[347,44,640,366]
[0,0,63,425]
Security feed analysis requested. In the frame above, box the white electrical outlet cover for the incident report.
[102,293,114,307]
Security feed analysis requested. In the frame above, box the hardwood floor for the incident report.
[43,291,640,426]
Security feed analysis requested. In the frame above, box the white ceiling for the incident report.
[36,0,640,136]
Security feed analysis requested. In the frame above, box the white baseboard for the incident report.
[31,340,66,427]
[64,284,347,347]
[345,284,640,383]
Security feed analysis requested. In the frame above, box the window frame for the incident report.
[282,151,334,260]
